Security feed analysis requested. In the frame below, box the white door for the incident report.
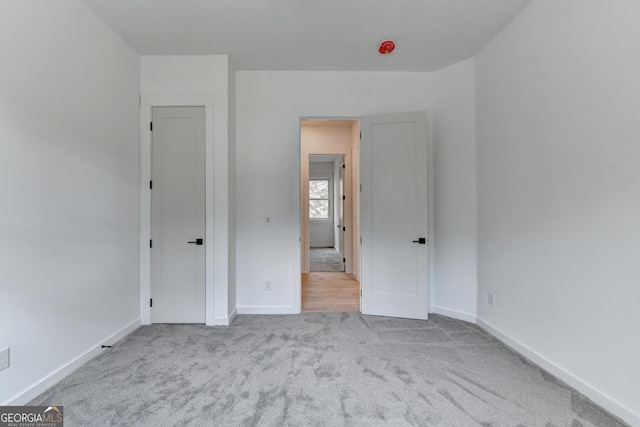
[360,111,428,319]
[151,106,206,323]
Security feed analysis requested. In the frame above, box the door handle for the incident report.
[412,238,426,244]
[188,238,203,245]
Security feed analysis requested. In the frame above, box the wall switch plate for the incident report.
[264,281,272,291]
[0,347,9,372]
[488,292,496,307]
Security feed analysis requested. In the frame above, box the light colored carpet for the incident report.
[30,313,628,427]
[310,248,344,272]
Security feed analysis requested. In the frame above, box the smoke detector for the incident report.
[378,40,396,55]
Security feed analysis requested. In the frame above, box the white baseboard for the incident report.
[429,305,477,323]
[236,306,298,315]
[5,318,141,406]
[207,308,237,326]
[477,318,639,426]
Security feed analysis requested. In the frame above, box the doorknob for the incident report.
[188,238,203,245]
[412,238,426,244]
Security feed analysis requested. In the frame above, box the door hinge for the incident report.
[150,298,153,307]
[150,180,153,190]
[360,289,362,297]
[360,236,362,244]
[342,164,346,169]
[359,131,362,139]
[150,239,152,248]
[150,122,153,131]
[343,257,346,263]
[360,184,362,192]
[342,195,346,200]
[343,226,346,232]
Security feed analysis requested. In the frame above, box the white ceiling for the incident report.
[82,0,532,72]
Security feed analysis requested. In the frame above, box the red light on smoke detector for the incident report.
[378,40,396,55]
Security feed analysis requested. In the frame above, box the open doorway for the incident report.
[309,155,344,272]
[300,119,360,312]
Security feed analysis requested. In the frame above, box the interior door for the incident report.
[151,106,206,323]
[360,111,428,319]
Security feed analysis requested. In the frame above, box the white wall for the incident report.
[309,162,335,175]
[141,55,234,324]
[227,60,237,317]
[236,71,435,313]
[475,0,640,423]
[0,0,140,404]
[431,59,478,321]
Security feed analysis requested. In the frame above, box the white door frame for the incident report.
[140,93,215,325]
[293,109,368,314]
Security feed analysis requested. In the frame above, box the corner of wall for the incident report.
[431,58,478,318]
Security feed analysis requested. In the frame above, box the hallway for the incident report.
[301,272,359,312]
[310,248,344,272]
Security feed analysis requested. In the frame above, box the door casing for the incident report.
[140,92,228,325]
[337,160,345,262]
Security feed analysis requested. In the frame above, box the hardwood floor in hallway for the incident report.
[302,272,360,312]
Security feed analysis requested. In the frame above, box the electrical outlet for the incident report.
[488,292,496,307]
[264,281,272,291]
[0,347,9,372]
